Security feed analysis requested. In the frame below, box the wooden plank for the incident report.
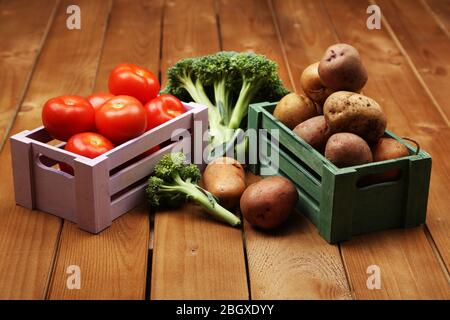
[321,0,450,298]
[219,0,352,299]
[47,0,163,300]
[341,227,449,299]
[425,0,450,37]
[376,0,450,124]
[151,0,248,300]
[0,0,111,299]
[0,0,58,147]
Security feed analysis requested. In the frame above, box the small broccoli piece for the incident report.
[146,152,241,227]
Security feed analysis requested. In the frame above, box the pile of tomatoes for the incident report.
[41,63,186,174]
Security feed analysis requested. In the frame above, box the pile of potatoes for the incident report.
[273,43,410,175]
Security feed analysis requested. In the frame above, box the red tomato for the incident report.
[42,95,95,141]
[87,92,114,111]
[95,95,147,144]
[59,132,115,174]
[144,94,186,130]
[108,63,160,105]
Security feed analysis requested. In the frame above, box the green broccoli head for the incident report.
[229,52,276,85]
[166,58,197,86]
[146,152,241,226]
[161,51,289,141]
[146,176,164,207]
[154,152,186,180]
[146,153,200,209]
[194,51,238,86]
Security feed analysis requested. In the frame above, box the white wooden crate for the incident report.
[10,102,208,233]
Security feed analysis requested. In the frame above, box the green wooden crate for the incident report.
[247,102,432,243]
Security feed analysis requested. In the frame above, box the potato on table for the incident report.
[240,176,298,229]
[203,157,246,209]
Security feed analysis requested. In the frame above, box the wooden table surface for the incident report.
[0,0,449,300]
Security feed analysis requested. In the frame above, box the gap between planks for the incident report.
[43,0,115,300]
[214,0,253,301]
[320,0,449,298]
[371,0,450,128]
[0,0,60,150]
[422,0,450,39]
[372,0,450,280]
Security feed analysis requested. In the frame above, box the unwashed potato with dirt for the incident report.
[293,116,331,152]
[325,133,373,167]
[240,176,298,229]
[300,62,335,110]
[273,92,317,129]
[318,43,368,92]
[324,91,387,145]
[203,157,246,209]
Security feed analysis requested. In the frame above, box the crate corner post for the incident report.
[404,154,432,228]
[73,155,112,233]
[320,166,356,243]
[10,132,35,209]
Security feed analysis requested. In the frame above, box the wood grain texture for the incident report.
[341,227,449,299]
[0,0,110,299]
[151,0,249,300]
[322,0,450,298]
[244,174,352,299]
[425,0,450,37]
[0,0,58,147]
[47,206,149,299]
[152,204,248,299]
[219,0,352,299]
[47,0,163,300]
[376,0,450,123]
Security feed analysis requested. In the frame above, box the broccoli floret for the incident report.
[195,51,238,126]
[227,52,288,129]
[165,58,215,109]
[162,51,289,149]
[146,152,241,227]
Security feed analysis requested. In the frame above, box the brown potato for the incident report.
[293,116,331,152]
[323,91,387,145]
[273,92,317,129]
[372,138,410,162]
[203,157,246,209]
[370,137,410,182]
[300,62,335,109]
[325,133,373,167]
[318,43,368,92]
[240,176,298,229]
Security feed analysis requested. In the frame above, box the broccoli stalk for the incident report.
[146,152,241,227]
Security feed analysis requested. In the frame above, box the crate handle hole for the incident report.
[37,153,74,177]
[356,169,403,188]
